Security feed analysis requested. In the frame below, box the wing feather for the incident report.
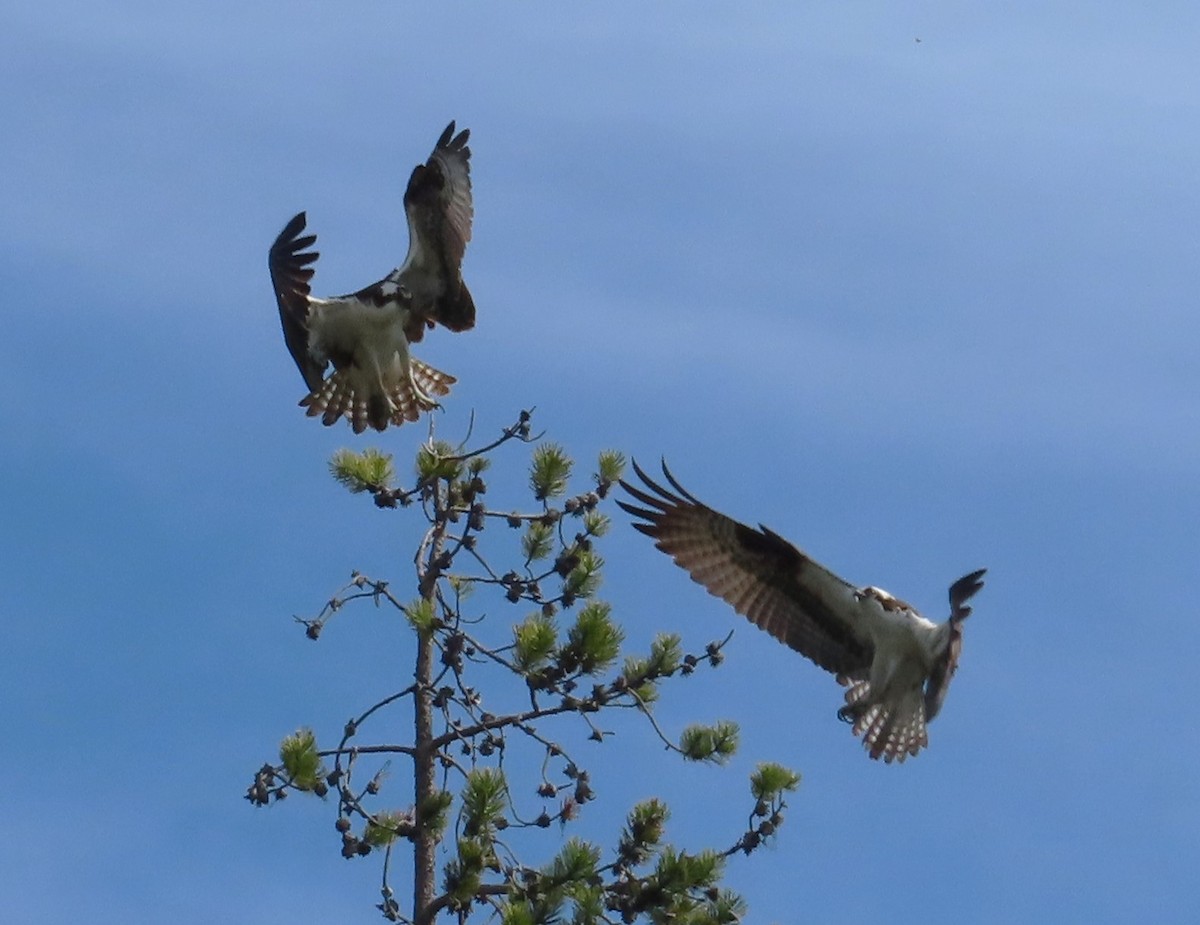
[424,121,473,268]
[925,568,987,720]
[397,121,475,333]
[268,211,324,391]
[618,460,874,677]
[949,568,987,621]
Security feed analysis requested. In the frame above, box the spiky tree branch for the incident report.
[248,411,799,923]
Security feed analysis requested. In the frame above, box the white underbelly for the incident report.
[309,298,410,378]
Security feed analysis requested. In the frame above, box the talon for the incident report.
[406,371,440,411]
[837,701,868,724]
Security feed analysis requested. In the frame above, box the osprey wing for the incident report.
[397,121,475,337]
[924,568,987,720]
[618,461,874,677]
[949,568,987,621]
[268,211,324,391]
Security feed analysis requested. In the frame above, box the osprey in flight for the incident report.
[618,461,986,763]
[268,122,475,433]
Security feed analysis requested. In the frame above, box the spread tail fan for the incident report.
[300,360,456,433]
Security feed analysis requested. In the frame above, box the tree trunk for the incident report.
[414,503,446,925]
[413,626,437,924]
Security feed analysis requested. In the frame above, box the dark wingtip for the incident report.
[270,211,320,278]
[616,457,647,499]
[619,457,694,514]
[271,212,316,254]
[629,456,653,485]
[960,568,987,592]
[949,568,987,621]
[659,459,702,505]
[277,210,305,236]
[617,479,668,514]
[435,282,475,332]
[436,120,470,152]
[626,520,659,539]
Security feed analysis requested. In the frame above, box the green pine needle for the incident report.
[329,448,395,493]
[416,440,463,482]
[750,762,801,800]
[545,837,601,883]
[530,443,573,501]
[443,838,489,907]
[403,598,438,635]
[566,884,604,922]
[522,521,555,562]
[654,847,723,891]
[620,654,661,704]
[618,799,668,867]
[647,633,682,676]
[418,790,454,838]
[678,721,739,764]
[559,601,623,675]
[499,904,536,925]
[279,728,325,791]
[562,549,603,601]
[582,510,610,537]
[447,575,475,601]
[595,450,626,486]
[513,613,559,673]
[363,811,409,846]
[461,768,509,838]
[707,888,749,923]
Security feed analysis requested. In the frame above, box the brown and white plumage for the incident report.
[268,121,475,433]
[617,460,986,763]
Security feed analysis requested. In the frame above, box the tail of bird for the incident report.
[839,681,928,763]
[299,359,456,433]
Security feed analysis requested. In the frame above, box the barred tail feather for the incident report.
[299,360,457,433]
[299,372,382,433]
[840,681,928,763]
[385,359,456,426]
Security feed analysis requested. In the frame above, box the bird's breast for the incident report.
[308,297,411,370]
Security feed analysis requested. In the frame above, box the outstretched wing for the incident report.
[408,121,473,278]
[396,121,475,338]
[617,460,875,677]
[949,568,987,621]
[268,211,324,391]
[924,568,987,720]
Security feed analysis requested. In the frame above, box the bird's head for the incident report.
[855,586,913,613]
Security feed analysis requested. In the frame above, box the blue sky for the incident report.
[3,2,1198,921]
